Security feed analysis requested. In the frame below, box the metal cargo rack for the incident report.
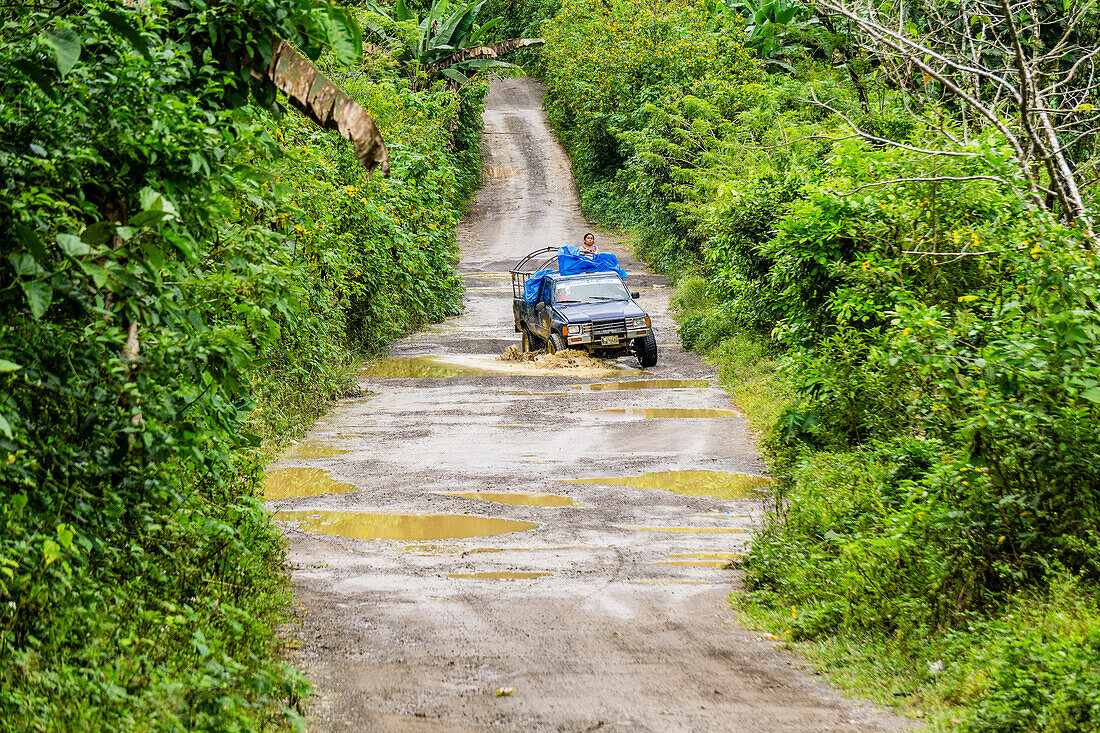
[509,246,559,299]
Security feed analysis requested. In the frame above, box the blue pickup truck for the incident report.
[510,247,658,367]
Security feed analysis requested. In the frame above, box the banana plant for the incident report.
[361,0,543,84]
[712,0,814,71]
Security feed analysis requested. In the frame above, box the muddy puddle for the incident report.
[569,379,710,391]
[446,571,550,579]
[279,441,350,459]
[656,560,732,568]
[441,491,585,507]
[667,552,743,560]
[630,579,713,585]
[360,356,498,378]
[617,526,748,534]
[569,470,774,500]
[274,510,538,540]
[599,408,740,419]
[264,467,357,501]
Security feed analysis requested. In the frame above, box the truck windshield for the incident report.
[553,276,630,304]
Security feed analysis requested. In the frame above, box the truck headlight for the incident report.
[627,317,648,330]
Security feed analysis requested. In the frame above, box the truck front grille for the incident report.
[591,319,626,337]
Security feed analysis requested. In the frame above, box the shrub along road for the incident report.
[270,78,912,732]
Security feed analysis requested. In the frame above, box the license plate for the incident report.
[601,336,619,345]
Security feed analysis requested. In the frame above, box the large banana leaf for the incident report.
[261,39,389,174]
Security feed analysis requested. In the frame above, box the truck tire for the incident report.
[637,332,658,368]
[521,327,535,353]
[548,332,566,355]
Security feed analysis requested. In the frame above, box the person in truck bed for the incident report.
[580,232,598,256]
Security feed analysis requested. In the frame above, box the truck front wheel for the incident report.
[548,332,566,355]
[636,332,658,368]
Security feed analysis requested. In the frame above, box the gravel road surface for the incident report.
[270,78,912,733]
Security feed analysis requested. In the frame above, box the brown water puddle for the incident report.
[656,560,731,568]
[617,526,748,534]
[667,552,743,560]
[569,379,710,391]
[569,470,774,500]
[441,491,585,507]
[280,440,350,459]
[630,579,712,585]
[446,571,550,579]
[264,467,356,500]
[360,357,498,378]
[274,510,538,540]
[600,408,740,419]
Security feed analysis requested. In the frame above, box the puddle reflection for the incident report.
[570,470,774,500]
[264,467,356,501]
[274,511,538,540]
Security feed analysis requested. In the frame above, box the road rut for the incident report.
[272,78,911,732]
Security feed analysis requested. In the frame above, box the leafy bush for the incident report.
[0,1,483,728]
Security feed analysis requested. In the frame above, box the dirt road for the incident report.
[271,78,911,732]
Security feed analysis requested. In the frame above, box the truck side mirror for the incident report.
[631,291,640,299]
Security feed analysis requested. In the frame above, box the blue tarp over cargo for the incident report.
[520,247,629,302]
[557,246,629,278]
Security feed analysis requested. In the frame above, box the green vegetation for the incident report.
[541,0,1100,727]
[0,1,485,728]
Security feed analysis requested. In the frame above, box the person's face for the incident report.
[584,235,594,247]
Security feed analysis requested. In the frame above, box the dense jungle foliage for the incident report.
[0,0,483,728]
[540,0,1100,728]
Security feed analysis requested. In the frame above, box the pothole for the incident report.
[569,379,710,391]
[359,357,498,378]
[440,491,586,507]
[279,441,350,459]
[446,571,551,579]
[264,467,356,500]
[598,408,740,419]
[569,470,774,500]
[274,511,538,540]
[655,560,732,568]
[616,526,748,534]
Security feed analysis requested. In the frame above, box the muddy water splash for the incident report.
[569,470,774,500]
[274,510,538,540]
[264,467,356,501]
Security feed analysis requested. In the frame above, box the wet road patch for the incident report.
[360,357,498,378]
[599,408,740,419]
[569,379,710,391]
[264,467,357,501]
[441,491,585,507]
[280,441,350,459]
[616,526,748,534]
[274,510,538,540]
[569,470,774,500]
[446,571,551,579]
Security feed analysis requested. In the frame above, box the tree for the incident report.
[811,0,1100,228]
[362,0,544,85]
